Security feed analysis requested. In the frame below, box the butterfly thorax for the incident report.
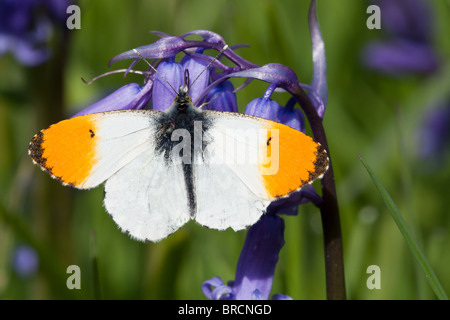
[155,90,211,164]
[153,89,212,216]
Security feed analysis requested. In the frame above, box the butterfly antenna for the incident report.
[132,48,178,95]
[198,93,219,110]
[187,44,229,94]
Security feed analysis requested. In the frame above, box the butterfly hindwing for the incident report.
[103,146,190,242]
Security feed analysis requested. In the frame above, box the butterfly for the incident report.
[29,67,328,242]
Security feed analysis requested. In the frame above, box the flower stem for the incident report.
[290,85,346,300]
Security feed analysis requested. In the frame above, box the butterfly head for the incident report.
[173,70,193,111]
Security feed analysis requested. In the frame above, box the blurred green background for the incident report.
[1,0,449,299]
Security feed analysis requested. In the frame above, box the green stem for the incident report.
[290,85,346,300]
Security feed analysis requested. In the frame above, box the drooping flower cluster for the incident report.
[71,0,327,300]
[361,0,440,76]
[361,0,449,169]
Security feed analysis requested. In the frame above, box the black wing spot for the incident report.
[267,136,272,146]
[89,129,95,138]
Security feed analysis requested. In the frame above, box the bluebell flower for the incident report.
[0,0,70,66]
[202,215,291,300]
[417,99,450,168]
[83,28,325,118]
[12,244,39,278]
[361,0,440,76]
[361,1,447,172]
[73,79,154,117]
[78,30,235,116]
[245,95,279,122]
[277,98,305,132]
[75,8,329,298]
[181,53,211,104]
[362,40,439,76]
[152,59,184,111]
[202,80,238,112]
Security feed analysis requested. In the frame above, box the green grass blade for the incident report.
[358,154,448,300]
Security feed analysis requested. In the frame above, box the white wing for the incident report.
[104,147,190,242]
[82,111,160,188]
[194,112,272,231]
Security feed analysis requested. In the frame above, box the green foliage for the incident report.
[359,155,448,300]
[1,0,449,299]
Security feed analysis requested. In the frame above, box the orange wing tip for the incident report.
[262,139,329,200]
[28,115,99,188]
[28,131,77,187]
[260,120,329,199]
[308,142,329,183]
[285,143,329,197]
[277,145,327,201]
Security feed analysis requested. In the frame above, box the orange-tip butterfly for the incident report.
[29,50,328,242]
